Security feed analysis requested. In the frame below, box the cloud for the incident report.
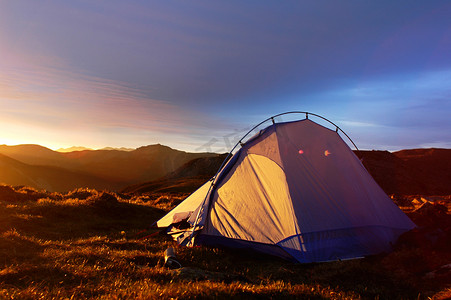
[1,1,451,151]
[0,55,236,150]
[303,68,451,150]
[3,1,450,108]
[338,121,381,128]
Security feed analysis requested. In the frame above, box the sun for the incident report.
[0,137,22,146]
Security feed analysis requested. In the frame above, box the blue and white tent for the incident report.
[157,113,415,263]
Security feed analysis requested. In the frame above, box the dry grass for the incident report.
[0,185,450,299]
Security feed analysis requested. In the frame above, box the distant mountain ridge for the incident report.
[100,147,134,151]
[56,146,135,152]
[125,148,451,196]
[0,144,215,192]
[1,144,450,195]
[57,146,93,152]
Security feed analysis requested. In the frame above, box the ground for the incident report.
[0,185,450,299]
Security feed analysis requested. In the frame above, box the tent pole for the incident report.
[186,111,360,245]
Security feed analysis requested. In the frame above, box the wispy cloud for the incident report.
[1,1,451,151]
[0,56,231,149]
[306,68,451,150]
[338,121,381,128]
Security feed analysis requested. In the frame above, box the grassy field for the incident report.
[0,185,450,299]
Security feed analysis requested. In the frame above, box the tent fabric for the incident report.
[156,181,211,228]
[207,153,297,244]
[157,118,415,263]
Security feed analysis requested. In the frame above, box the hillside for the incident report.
[2,144,451,195]
[0,144,215,192]
[0,185,449,299]
[0,154,116,192]
[357,148,451,195]
[122,154,228,194]
[0,144,67,166]
[61,144,214,183]
[395,148,451,194]
[126,148,451,196]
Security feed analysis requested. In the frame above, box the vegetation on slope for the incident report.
[0,184,450,299]
[356,149,451,195]
[122,153,228,194]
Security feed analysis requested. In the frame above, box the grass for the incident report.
[0,185,450,299]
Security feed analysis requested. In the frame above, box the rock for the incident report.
[99,192,118,203]
[413,201,447,216]
[396,227,447,250]
[86,192,122,215]
[0,185,19,201]
[424,263,451,279]
[411,198,424,207]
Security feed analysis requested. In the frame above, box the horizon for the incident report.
[1,2,451,152]
[1,141,450,155]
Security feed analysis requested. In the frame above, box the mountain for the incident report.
[0,153,116,192]
[100,147,134,151]
[0,144,215,192]
[357,148,451,195]
[2,143,450,195]
[56,146,93,152]
[0,144,68,166]
[56,146,134,152]
[60,144,215,183]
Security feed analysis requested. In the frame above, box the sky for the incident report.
[1,1,451,152]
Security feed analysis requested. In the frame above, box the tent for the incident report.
[157,113,415,263]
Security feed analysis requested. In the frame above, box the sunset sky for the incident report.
[1,1,451,152]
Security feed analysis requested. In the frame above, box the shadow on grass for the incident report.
[174,243,425,299]
[0,264,85,288]
[1,185,450,299]
[0,231,43,265]
[0,193,166,241]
